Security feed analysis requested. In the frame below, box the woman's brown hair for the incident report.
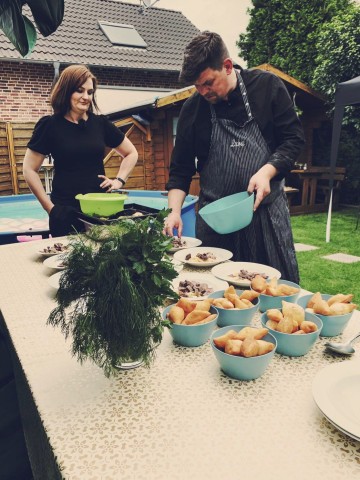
[50,65,99,115]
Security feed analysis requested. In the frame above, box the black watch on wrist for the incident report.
[115,177,126,187]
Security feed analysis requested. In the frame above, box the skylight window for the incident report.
[99,22,147,48]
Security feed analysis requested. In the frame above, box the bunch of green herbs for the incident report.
[48,210,178,377]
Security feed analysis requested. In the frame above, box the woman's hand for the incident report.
[98,175,123,192]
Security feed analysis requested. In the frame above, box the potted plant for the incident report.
[48,210,178,377]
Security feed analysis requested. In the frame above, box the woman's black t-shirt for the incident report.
[27,112,125,205]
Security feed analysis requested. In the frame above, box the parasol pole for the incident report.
[325,189,333,243]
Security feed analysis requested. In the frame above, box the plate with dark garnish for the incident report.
[172,272,229,300]
[173,247,232,267]
[38,242,69,257]
[211,262,281,287]
[169,236,202,253]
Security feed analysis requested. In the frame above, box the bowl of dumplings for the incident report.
[163,298,219,347]
[250,275,301,313]
[208,286,259,327]
[260,301,323,356]
[210,325,277,381]
[296,292,357,337]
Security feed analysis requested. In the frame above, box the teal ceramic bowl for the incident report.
[75,193,128,217]
[261,310,323,356]
[163,304,218,347]
[210,325,277,381]
[198,192,254,234]
[254,279,301,313]
[207,289,259,327]
[296,293,353,337]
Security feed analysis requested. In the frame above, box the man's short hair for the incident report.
[179,31,230,84]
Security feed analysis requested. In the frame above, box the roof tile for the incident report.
[0,0,200,71]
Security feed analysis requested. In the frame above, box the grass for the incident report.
[290,207,360,302]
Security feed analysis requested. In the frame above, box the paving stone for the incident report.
[322,253,360,264]
[294,243,320,252]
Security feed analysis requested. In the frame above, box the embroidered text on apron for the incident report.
[196,71,299,283]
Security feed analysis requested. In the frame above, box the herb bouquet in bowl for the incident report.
[48,210,178,377]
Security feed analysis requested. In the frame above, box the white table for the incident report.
[0,238,359,479]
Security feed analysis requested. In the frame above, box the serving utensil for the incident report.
[325,332,360,355]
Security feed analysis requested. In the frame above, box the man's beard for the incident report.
[204,93,221,104]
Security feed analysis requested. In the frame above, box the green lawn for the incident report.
[290,208,360,301]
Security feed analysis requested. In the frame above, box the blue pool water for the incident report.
[0,194,49,244]
[0,191,198,244]
[0,195,48,220]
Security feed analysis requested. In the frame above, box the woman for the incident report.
[23,65,138,237]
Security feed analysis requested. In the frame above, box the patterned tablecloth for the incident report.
[0,238,359,480]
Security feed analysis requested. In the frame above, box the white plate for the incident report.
[317,406,360,441]
[172,272,229,300]
[169,236,202,253]
[38,242,69,257]
[43,254,67,270]
[211,262,281,287]
[171,259,184,274]
[312,361,360,440]
[48,271,63,290]
[174,247,233,267]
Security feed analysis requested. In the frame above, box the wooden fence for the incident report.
[0,119,160,197]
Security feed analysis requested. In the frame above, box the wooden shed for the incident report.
[1,65,335,212]
[106,65,333,211]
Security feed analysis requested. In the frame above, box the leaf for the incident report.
[47,211,178,377]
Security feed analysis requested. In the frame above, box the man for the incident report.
[164,31,305,283]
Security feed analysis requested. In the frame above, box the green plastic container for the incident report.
[75,193,128,216]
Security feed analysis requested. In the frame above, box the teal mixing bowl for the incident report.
[208,289,259,327]
[210,325,277,381]
[198,192,254,234]
[163,304,218,347]
[297,293,354,337]
[261,310,322,356]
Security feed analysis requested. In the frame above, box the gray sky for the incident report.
[129,0,253,65]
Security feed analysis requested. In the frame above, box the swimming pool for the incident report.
[0,191,198,244]
[0,194,49,244]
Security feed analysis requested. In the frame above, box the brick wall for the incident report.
[0,61,182,122]
[0,62,54,121]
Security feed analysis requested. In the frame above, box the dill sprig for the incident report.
[48,210,178,377]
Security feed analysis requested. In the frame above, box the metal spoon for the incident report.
[325,332,360,355]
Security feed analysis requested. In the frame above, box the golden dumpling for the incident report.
[224,339,243,356]
[239,290,260,302]
[167,306,185,324]
[307,292,322,309]
[251,275,267,293]
[183,309,210,325]
[176,298,197,314]
[282,301,305,327]
[213,330,239,349]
